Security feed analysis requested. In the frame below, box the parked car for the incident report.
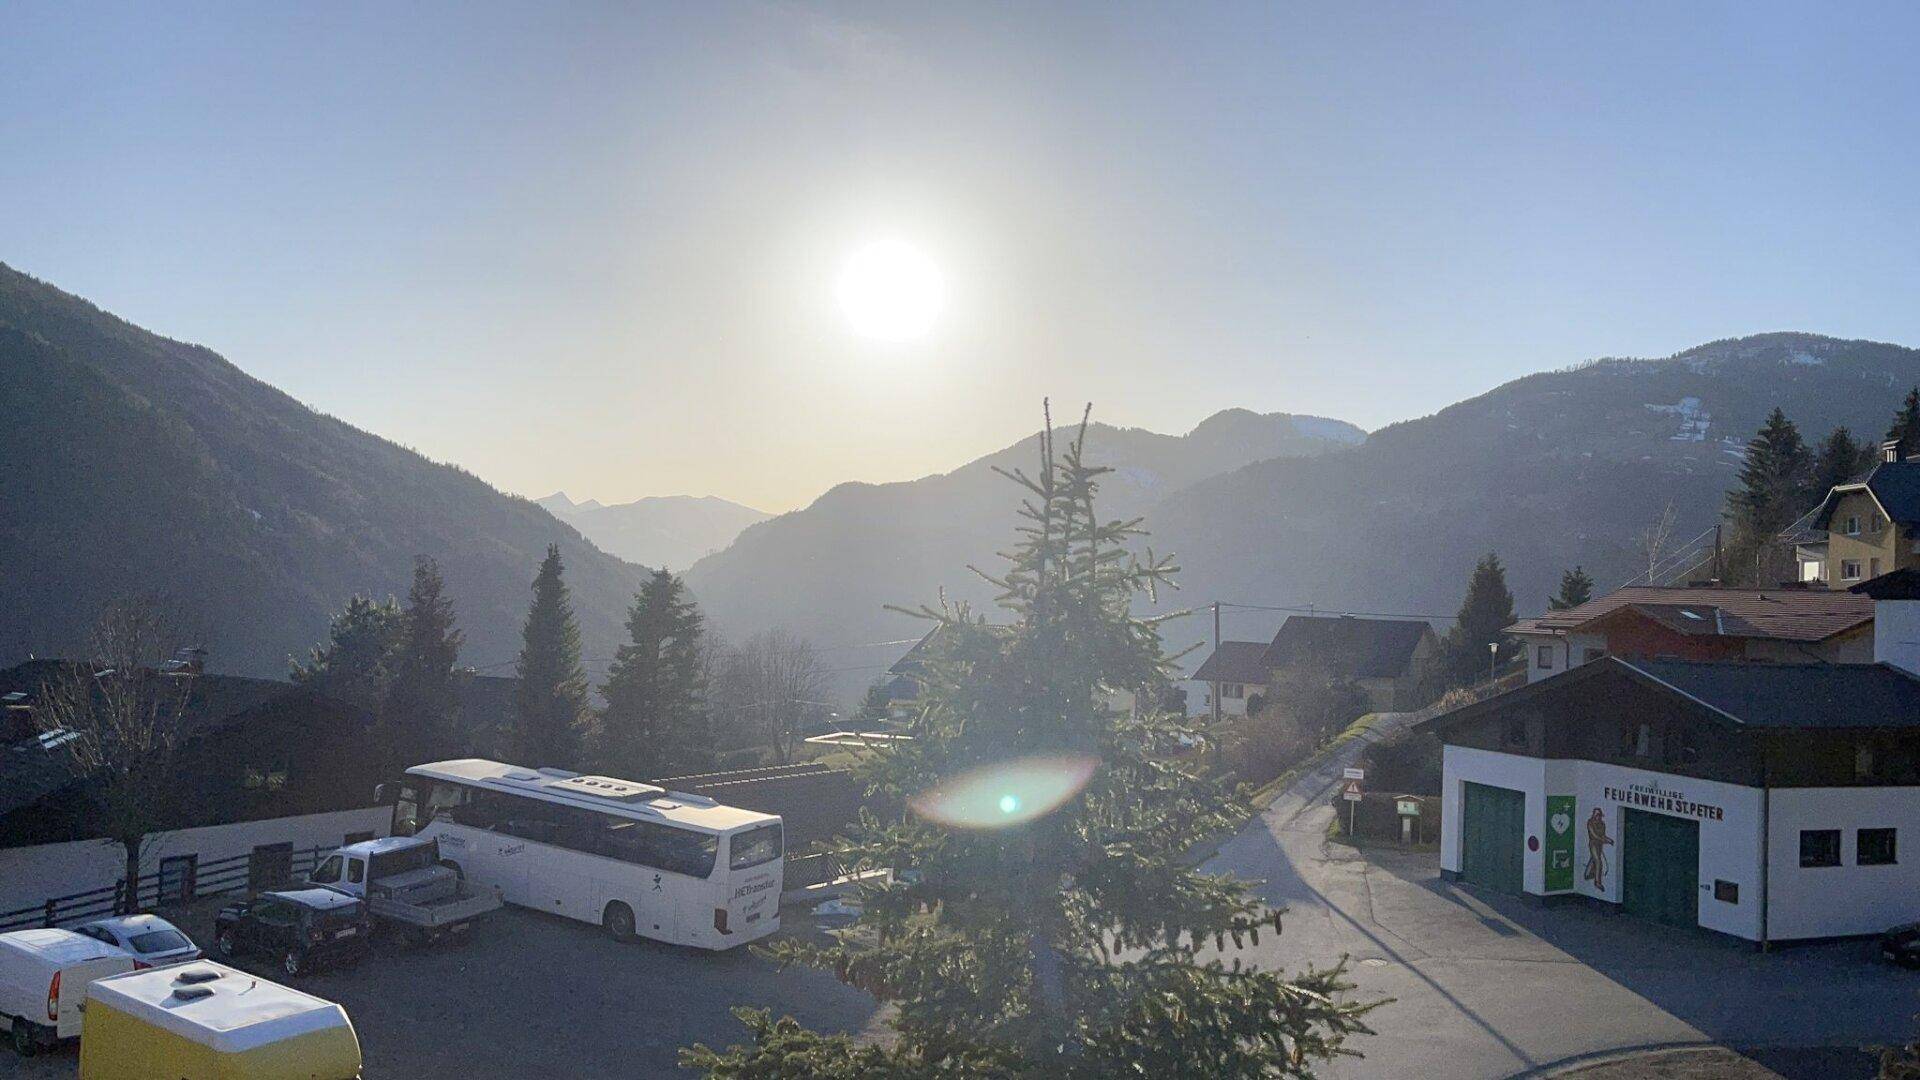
[73,914,202,969]
[0,928,136,1056]
[214,889,370,977]
[1882,922,1920,968]
[306,836,499,944]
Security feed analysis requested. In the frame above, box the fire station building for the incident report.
[1420,570,1920,943]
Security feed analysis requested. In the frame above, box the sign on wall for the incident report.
[1544,794,1576,892]
[1602,781,1724,822]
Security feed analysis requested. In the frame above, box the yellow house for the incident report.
[1804,439,1920,587]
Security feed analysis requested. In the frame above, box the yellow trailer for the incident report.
[78,960,360,1079]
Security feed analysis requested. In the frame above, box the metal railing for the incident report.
[0,844,331,933]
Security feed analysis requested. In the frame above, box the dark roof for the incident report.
[1626,658,1920,730]
[886,628,943,678]
[1260,615,1433,680]
[1506,585,1872,642]
[1852,566,1920,600]
[1420,655,1920,735]
[0,662,357,818]
[1192,641,1271,685]
[1809,460,1920,530]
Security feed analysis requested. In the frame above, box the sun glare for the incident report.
[836,238,944,341]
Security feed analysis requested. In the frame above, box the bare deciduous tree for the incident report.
[712,628,830,764]
[1637,498,1679,583]
[35,598,197,912]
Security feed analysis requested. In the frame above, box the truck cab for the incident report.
[308,836,499,942]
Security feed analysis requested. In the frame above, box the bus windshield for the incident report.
[729,822,783,871]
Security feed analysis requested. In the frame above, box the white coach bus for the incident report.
[383,759,784,950]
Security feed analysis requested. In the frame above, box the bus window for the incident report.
[393,783,422,837]
[600,820,717,879]
[728,823,783,871]
[424,781,470,823]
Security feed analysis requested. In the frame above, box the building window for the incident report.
[1581,647,1607,664]
[1713,880,1739,904]
[1535,645,1554,669]
[1799,829,1842,868]
[1856,743,1876,782]
[1859,828,1897,866]
[1870,515,1885,534]
[1223,683,1244,700]
[242,760,290,791]
[1845,515,1860,536]
[1841,560,1863,581]
[1870,558,1882,578]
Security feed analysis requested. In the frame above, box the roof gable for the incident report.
[1192,641,1271,685]
[1260,615,1433,680]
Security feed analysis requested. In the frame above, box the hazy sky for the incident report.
[7,2,1920,512]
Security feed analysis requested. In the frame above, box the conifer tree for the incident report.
[290,594,404,714]
[599,569,711,777]
[510,545,590,769]
[1723,408,1813,585]
[1443,553,1518,686]
[1812,427,1872,495]
[384,556,465,766]
[685,406,1376,1079]
[1889,386,1920,454]
[1548,565,1594,611]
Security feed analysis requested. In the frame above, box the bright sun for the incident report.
[836,238,944,341]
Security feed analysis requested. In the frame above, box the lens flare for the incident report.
[910,754,1099,829]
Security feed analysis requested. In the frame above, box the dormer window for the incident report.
[1845,515,1861,536]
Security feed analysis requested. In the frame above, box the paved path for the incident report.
[1205,713,1920,1080]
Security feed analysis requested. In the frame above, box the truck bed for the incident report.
[366,881,501,929]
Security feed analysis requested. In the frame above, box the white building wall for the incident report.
[0,807,390,914]
[1768,786,1920,940]
[1440,746,1768,939]
[1874,598,1920,676]
[1519,632,1608,684]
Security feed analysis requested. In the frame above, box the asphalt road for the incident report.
[1204,713,1920,1079]
[11,904,881,1079]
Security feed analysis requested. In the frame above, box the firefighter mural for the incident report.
[1583,807,1614,892]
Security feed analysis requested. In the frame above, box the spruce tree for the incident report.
[599,569,711,778]
[1443,553,1518,686]
[291,594,404,714]
[1889,384,1920,443]
[1547,565,1594,611]
[384,556,465,767]
[510,545,590,769]
[1812,427,1871,495]
[1722,408,1813,586]
[685,407,1376,1079]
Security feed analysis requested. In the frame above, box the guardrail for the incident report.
[0,844,330,933]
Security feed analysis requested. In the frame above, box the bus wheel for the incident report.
[603,902,636,942]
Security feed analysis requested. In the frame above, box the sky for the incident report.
[6,2,1920,513]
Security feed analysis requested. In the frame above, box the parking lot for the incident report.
[13,901,883,1079]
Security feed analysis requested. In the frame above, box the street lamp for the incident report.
[1488,640,1498,684]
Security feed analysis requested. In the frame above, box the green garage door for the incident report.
[1621,809,1699,929]
[1460,782,1526,895]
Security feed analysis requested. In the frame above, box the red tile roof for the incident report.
[1506,586,1872,643]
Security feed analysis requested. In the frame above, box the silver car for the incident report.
[72,914,202,968]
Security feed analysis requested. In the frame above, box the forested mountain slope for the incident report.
[0,263,647,676]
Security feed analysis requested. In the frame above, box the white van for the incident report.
[0,928,137,1056]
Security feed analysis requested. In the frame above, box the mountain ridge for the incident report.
[0,261,648,677]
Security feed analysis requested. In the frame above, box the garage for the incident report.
[1460,782,1525,895]
[1621,808,1699,929]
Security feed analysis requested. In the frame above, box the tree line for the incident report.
[291,549,833,779]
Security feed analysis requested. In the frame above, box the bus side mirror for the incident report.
[374,783,390,805]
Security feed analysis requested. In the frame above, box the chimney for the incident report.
[1853,569,1920,677]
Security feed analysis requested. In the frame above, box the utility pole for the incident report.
[1210,601,1221,727]
[1712,523,1723,584]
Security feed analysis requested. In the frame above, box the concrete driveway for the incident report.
[1206,716,1920,1079]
